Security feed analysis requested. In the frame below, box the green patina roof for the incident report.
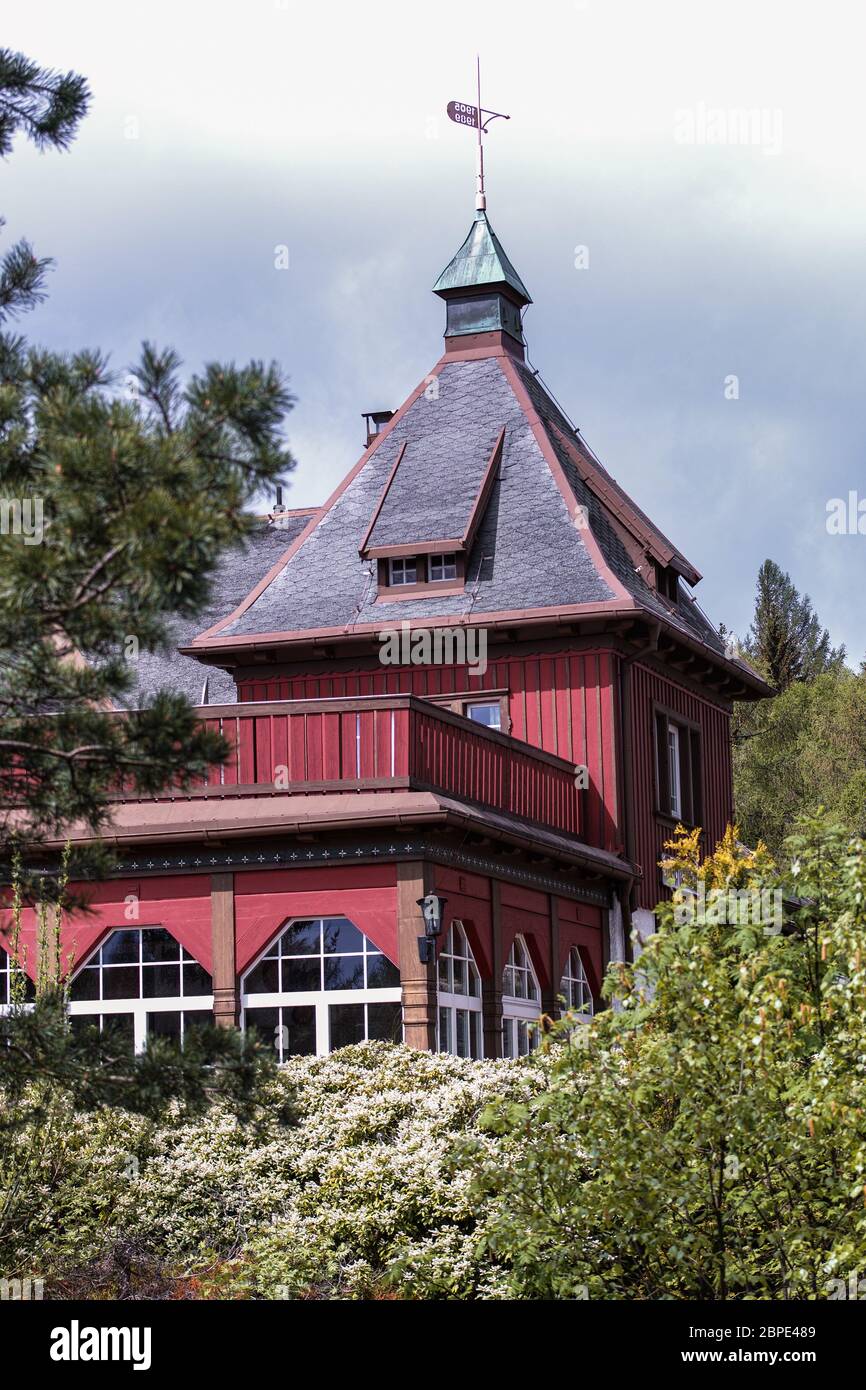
[432,211,532,304]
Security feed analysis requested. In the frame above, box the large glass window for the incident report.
[502,934,541,1058]
[437,920,482,1058]
[242,917,402,1059]
[559,946,593,1021]
[67,927,213,1052]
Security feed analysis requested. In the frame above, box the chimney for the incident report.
[362,410,395,448]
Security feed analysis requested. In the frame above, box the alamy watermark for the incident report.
[826,491,866,535]
[0,497,43,545]
[674,103,783,157]
[378,621,488,677]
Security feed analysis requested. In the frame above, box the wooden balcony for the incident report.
[125,695,581,840]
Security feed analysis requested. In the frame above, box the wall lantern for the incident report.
[416,894,447,938]
[417,936,435,965]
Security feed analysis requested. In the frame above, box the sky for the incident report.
[3,0,865,659]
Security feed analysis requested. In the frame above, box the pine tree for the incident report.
[745,558,845,690]
[0,51,295,886]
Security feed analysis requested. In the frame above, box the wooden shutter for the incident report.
[655,710,670,815]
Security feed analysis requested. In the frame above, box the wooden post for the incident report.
[542,894,561,1021]
[397,860,437,1050]
[210,872,238,1028]
[482,879,504,1057]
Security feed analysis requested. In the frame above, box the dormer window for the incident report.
[388,557,417,586]
[429,553,457,582]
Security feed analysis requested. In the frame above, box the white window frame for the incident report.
[559,946,594,1022]
[436,920,483,1058]
[502,934,542,1058]
[241,916,402,1059]
[429,553,457,582]
[465,701,502,731]
[67,927,214,1054]
[667,720,682,819]
[388,556,417,586]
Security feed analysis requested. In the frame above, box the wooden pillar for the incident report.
[542,894,561,1021]
[210,872,238,1028]
[482,879,504,1058]
[397,860,437,1050]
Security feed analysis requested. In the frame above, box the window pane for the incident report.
[456,1008,468,1058]
[438,951,451,991]
[101,931,140,965]
[281,956,322,992]
[329,1003,365,1050]
[70,966,100,1002]
[141,929,180,962]
[182,1010,212,1037]
[367,1002,403,1043]
[102,966,140,1000]
[467,702,501,730]
[365,953,400,989]
[322,919,364,954]
[453,956,468,995]
[279,920,321,956]
[142,963,181,998]
[245,958,279,995]
[101,1013,135,1052]
[182,962,213,997]
[244,1006,280,1055]
[439,1007,450,1052]
[280,1005,316,1057]
[323,955,364,991]
[147,1011,182,1043]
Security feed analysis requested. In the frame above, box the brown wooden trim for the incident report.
[210,872,237,1028]
[482,879,505,1057]
[367,538,466,560]
[397,860,435,1050]
[462,426,506,552]
[358,441,407,556]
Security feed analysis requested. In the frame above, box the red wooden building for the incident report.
[2,205,769,1059]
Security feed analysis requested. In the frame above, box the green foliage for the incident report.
[744,558,845,691]
[466,820,866,1300]
[0,48,90,156]
[0,49,296,881]
[734,669,866,852]
[0,1044,533,1299]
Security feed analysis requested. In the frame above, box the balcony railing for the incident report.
[122,695,581,839]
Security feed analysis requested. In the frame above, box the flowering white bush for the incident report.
[1,1044,537,1299]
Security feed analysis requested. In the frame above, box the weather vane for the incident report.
[446,57,510,212]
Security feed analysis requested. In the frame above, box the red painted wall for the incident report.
[233,864,397,973]
[629,662,733,910]
[238,647,621,853]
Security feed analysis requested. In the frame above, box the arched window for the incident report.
[241,917,402,1059]
[437,920,482,1058]
[559,946,593,1021]
[68,927,213,1053]
[501,934,541,1058]
[0,943,35,1010]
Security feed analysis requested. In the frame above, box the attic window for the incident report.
[388,557,417,586]
[429,553,457,582]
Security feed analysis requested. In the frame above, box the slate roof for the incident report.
[204,355,615,639]
[190,349,761,697]
[119,510,314,706]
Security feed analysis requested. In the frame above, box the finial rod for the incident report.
[475,55,486,211]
